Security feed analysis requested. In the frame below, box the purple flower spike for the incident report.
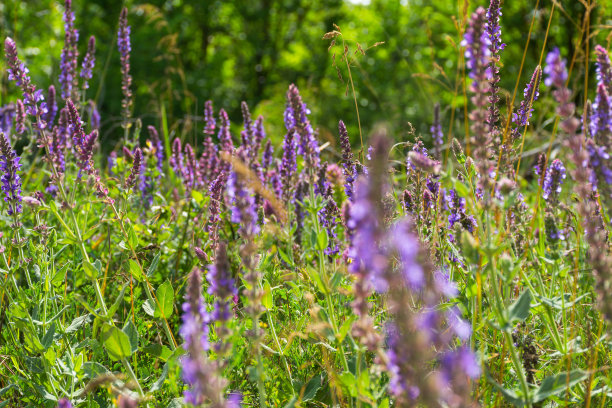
[486,0,504,143]
[59,0,78,100]
[80,36,96,89]
[125,147,142,189]
[147,125,164,175]
[542,159,566,202]
[0,132,23,217]
[170,137,184,177]
[57,399,73,408]
[338,120,356,201]
[431,103,444,158]
[590,84,612,144]
[67,100,96,176]
[15,100,25,134]
[5,37,46,128]
[204,100,216,135]
[280,129,297,201]
[207,243,237,325]
[286,84,320,170]
[595,45,611,94]
[227,170,260,238]
[117,8,132,121]
[45,85,58,127]
[218,109,233,152]
[544,47,568,89]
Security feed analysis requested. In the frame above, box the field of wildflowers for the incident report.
[0,0,611,407]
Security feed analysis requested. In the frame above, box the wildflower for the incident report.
[15,100,25,134]
[5,37,46,127]
[204,100,216,135]
[261,140,274,173]
[218,109,233,153]
[45,85,57,127]
[67,99,96,176]
[590,84,611,144]
[207,243,237,356]
[170,137,184,177]
[253,115,266,159]
[117,7,132,122]
[207,172,227,251]
[125,147,142,189]
[431,103,444,158]
[227,170,259,238]
[59,0,78,100]
[325,163,344,190]
[80,36,96,89]
[338,120,356,201]
[280,129,297,201]
[286,84,320,170]
[0,132,22,216]
[57,399,73,408]
[595,45,611,93]
[486,0,504,147]
[147,125,164,175]
[0,104,15,135]
[510,66,542,143]
[542,159,566,202]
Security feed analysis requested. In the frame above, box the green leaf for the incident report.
[532,370,588,403]
[142,344,173,362]
[66,315,91,334]
[147,252,161,277]
[262,280,273,310]
[41,322,56,350]
[108,284,129,318]
[122,320,139,353]
[155,280,174,319]
[100,324,132,361]
[149,363,169,392]
[317,229,329,252]
[277,248,294,267]
[127,259,143,282]
[82,260,100,280]
[302,373,323,401]
[82,362,110,378]
[142,299,156,317]
[338,372,357,397]
[508,290,532,324]
[127,224,139,249]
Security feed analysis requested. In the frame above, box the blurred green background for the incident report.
[0,0,610,155]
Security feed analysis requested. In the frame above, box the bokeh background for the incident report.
[1,0,610,157]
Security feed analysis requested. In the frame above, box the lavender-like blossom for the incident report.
[486,0,504,147]
[147,125,164,175]
[200,136,219,185]
[286,84,320,170]
[45,85,58,127]
[510,66,542,143]
[280,129,297,201]
[125,147,142,189]
[586,139,612,194]
[107,151,117,175]
[253,116,266,159]
[59,0,78,100]
[207,243,237,355]
[227,171,260,238]
[80,36,96,89]
[117,8,132,122]
[595,45,611,94]
[180,268,233,407]
[261,140,274,173]
[15,100,25,134]
[204,100,216,135]
[67,100,97,176]
[0,132,22,216]
[338,120,356,201]
[170,137,184,177]
[184,143,197,193]
[544,48,579,136]
[57,399,73,408]
[240,101,254,155]
[463,8,493,186]
[207,171,227,252]
[544,48,568,89]
[590,84,611,144]
[218,109,234,153]
[5,37,46,127]
[542,159,566,202]
[0,104,15,135]
[431,103,444,158]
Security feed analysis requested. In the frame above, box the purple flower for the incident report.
[170,137,184,177]
[80,35,96,89]
[511,66,542,141]
[595,45,611,93]
[218,109,233,152]
[117,8,132,121]
[590,84,611,143]
[430,103,444,158]
[207,171,228,250]
[286,84,320,169]
[253,115,266,159]
[542,159,566,202]
[207,243,237,324]
[5,37,46,128]
[390,221,424,290]
[486,0,504,141]
[45,85,58,127]
[339,120,357,201]
[125,147,142,189]
[544,47,568,89]
[227,171,260,238]
[67,100,97,176]
[261,140,274,173]
[586,139,612,192]
[59,0,78,100]
[439,346,481,386]
[462,7,491,81]
[15,100,25,134]
[0,133,22,216]
[57,399,73,408]
[147,125,164,175]
[204,100,216,135]
[280,129,297,201]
